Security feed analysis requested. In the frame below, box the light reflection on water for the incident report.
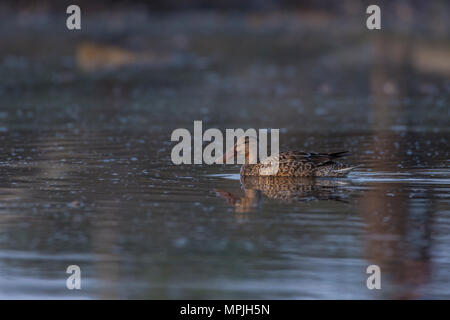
[0,128,448,299]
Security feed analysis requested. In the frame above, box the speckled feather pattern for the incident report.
[240,150,356,177]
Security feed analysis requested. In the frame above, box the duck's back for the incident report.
[241,151,357,177]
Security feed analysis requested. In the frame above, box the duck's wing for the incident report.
[262,151,350,166]
[280,151,350,166]
[258,151,350,176]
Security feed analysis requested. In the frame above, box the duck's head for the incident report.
[220,135,258,164]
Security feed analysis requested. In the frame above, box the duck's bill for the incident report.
[215,148,235,164]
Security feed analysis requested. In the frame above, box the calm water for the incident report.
[0,10,449,299]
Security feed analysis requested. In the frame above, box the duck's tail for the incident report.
[333,164,361,176]
[328,151,351,158]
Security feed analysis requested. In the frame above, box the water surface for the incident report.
[0,9,449,299]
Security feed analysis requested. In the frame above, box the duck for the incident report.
[220,136,358,177]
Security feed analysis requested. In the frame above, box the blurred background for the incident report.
[0,0,449,299]
[0,0,449,130]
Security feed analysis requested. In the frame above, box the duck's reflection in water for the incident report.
[215,176,354,212]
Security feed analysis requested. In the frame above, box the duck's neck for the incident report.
[245,149,258,164]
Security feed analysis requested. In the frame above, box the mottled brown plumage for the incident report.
[240,150,356,177]
[222,137,358,177]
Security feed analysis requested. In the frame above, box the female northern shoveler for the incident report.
[221,136,358,177]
